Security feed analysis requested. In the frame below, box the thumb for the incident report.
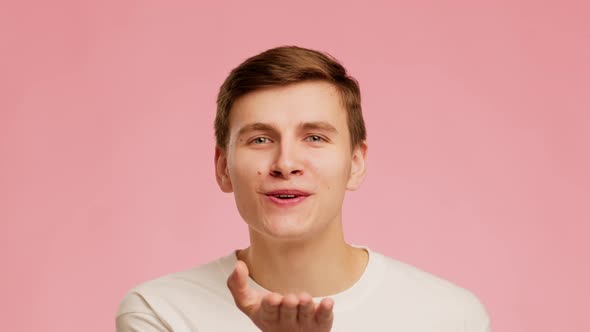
[227,260,259,314]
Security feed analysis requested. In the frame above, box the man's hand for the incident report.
[227,260,334,332]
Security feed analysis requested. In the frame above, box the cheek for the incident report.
[306,153,351,187]
[229,157,265,191]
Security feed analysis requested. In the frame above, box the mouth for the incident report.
[263,189,311,206]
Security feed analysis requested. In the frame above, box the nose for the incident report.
[270,141,304,179]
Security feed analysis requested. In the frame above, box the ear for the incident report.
[346,141,368,191]
[215,146,233,193]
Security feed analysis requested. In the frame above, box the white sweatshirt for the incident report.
[116,246,490,331]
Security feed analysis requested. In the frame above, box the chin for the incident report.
[256,215,314,241]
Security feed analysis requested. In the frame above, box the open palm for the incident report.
[227,260,334,332]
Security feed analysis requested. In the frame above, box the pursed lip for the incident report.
[264,189,312,197]
[262,189,312,207]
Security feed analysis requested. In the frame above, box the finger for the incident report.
[226,260,259,315]
[259,292,282,324]
[279,293,299,326]
[297,292,315,326]
[314,297,335,328]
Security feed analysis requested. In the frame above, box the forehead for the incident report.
[229,81,347,131]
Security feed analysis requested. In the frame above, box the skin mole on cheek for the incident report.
[257,171,261,175]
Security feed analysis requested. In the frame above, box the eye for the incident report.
[305,135,325,142]
[250,137,271,144]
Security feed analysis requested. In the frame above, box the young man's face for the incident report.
[215,81,367,241]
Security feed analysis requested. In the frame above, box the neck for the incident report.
[236,219,369,297]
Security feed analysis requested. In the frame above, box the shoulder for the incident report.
[373,251,491,330]
[116,252,235,318]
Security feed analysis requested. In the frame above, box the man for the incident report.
[116,46,491,331]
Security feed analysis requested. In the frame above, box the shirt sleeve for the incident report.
[463,290,491,332]
[116,291,172,332]
[116,312,171,332]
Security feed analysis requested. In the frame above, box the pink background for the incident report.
[1,1,588,331]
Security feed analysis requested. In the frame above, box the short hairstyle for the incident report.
[214,45,366,151]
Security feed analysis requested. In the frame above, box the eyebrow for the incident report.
[300,121,338,134]
[237,122,279,137]
[237,121,339,137]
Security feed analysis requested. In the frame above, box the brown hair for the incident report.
[215,45,366,150]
